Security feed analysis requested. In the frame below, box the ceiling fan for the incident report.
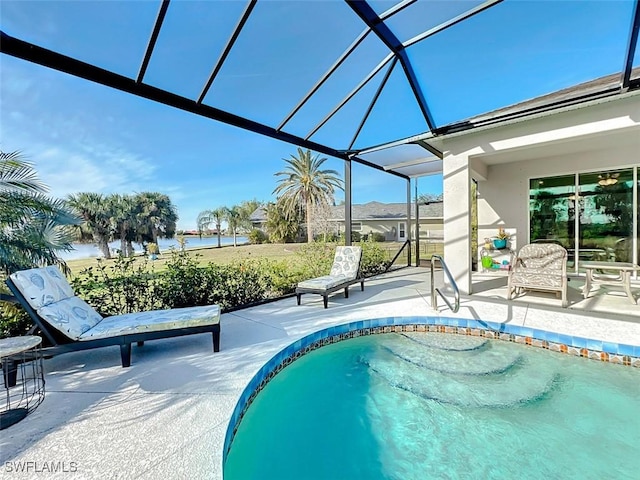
[597,172,620,186]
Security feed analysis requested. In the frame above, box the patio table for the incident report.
[581,261,640,305]
[1,336,46,429]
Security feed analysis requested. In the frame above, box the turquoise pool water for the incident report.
[224,333,640,479]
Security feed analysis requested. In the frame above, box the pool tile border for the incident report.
[222,315,640,464]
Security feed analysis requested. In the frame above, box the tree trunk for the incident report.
[120,230,127,256]
[216,223,221,248]
[152,228,160,253]
[96,235,111,259]
[126,240,134,257]
[233,229,237,247]
[306,202,313,243]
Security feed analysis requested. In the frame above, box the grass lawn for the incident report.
[65,243,305,276]
[64,241,444,277]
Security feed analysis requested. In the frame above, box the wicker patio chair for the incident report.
[507,243,568,307]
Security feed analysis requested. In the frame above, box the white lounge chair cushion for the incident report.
[38,296,104,339]
[79,305,221,340]
[10,265,75,309]
[297,274,354,291]
[329,246,361,278]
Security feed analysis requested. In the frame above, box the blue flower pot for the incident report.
[493,239,507,249]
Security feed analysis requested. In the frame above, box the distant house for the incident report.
[250,201,443,242]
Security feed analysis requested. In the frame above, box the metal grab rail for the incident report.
[430,255,460,313]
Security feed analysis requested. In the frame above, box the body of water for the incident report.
[60,236,248,261]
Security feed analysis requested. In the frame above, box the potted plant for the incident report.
[493,228,509,249]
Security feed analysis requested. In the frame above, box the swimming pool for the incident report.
[224,330,640,479]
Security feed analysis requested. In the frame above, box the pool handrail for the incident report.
[430,255,460,313]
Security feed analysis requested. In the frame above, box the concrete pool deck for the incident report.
[1,267,639,479]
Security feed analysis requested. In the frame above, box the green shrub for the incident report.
[154,250,273,311]
[370,232,386,242]
[71,255,163,316]
[0,299,31,338]
[153,250,210,308]
[248,229,268,244]
[295,241,389,280]
[295,242,336,279]
[207,260,271,310]
[58,242,391,321]
[252,258,301,296]
[359,241,391,276]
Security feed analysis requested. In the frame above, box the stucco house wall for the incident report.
[439,91,640,294]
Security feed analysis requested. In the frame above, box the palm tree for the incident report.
[135,192,178,250]
[0,151,80,274]
[196,207,226,247]
[67,192,114,258]
[273,148,343,242]
[225,206,241,247]
[264,200,302,243]
[110,194,138,256]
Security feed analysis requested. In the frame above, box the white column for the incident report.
[443,152,472,294]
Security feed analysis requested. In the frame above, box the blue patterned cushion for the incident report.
[38,296,104,339]
[10,266,103,340]
[11,266,220,342]
[10,266,75,309]
[79,305,221,340]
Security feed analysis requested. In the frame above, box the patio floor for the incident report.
[1,267,638,479]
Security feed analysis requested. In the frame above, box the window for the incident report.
[351,222,362,232]
[529,167,637,272]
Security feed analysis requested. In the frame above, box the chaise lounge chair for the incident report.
[507,243,568,307]
[296,246,364,308]
[5,266,221,367]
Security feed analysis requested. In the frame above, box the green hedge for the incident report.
[1,242,392,337]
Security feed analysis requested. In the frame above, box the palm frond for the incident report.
[0,151,47,193]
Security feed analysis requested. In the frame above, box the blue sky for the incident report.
[1,1,636,230]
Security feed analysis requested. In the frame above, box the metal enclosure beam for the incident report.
[0,31,409,181]
[621,0,640,88]
[306,53,394,140]
[137,0,170,83]
[198,0,257,104]
[414,179,420,267]
[402,0,503,48]
[345,160,352,246]
[348,57,398,149]
[278,0,416,132]
[406,178,412,266]
[345,0,436,131]
[278,28,371,131]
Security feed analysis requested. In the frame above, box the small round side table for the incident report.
[0,335,45,430]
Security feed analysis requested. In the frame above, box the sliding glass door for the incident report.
[529,174,576,268]
[529,166,638,273]
[578,169,634,265]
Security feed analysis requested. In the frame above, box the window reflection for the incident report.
[530,168,637,274]
[578,169,634,265]
[529,174,576,268]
